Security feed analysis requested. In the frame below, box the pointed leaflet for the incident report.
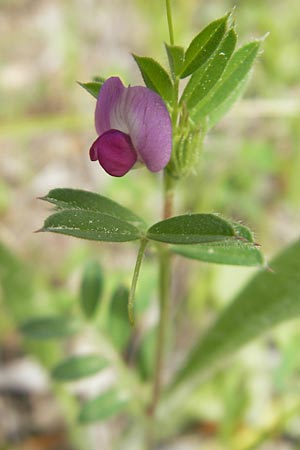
[52,354,107,381]
[40,210,141,242]
[165,43,185,78]
[181,28,237,108]
[191,39,263,126]
[147,214,236,244]
[79,389,129,424]
[40,188,146,230]
[77,79,105,99]
[172,219,263,266]
[174,239,300,387]
[132,55,173,104]
[172,240,263,267]
[180,14,229,78]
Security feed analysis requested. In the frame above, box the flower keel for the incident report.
[90,129,137,177]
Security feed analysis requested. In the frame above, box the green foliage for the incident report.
[181,28,237,108]
[192,39,263,127]
[147,214,236,244]
[174,239,300,386]
[180,14,229,78]
[107,285,132,351]
[79,389,129,424]
[40,188,146,230]
[164,43,185,78]
[132,54,173,103]
[40,210,141,242]
[172,220,264,266]
[77,79,104,98]
[80,260,104,319]
[172,240,263,267]
[20,316,80,340]
[52,354,107,381]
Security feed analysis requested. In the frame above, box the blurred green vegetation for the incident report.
[0,0,300,449]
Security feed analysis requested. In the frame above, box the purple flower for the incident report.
[89,77,172,177]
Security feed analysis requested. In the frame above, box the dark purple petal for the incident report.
[116,86,172,172]
[95,77,125,136]
[89,129,137,177]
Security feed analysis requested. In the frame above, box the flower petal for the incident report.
[89,129,137,177]
[121,87,172,172]
[95,77,125,136]
[94,76,172,173]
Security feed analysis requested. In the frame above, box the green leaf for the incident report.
[52,354,107,381]
[107,285,132,351]
[192,39,262,127]
[164,43,185,78]
[171,220,263,266]
[79,389,129,424]
[230,221,255,242]
[147,214,236,244]
[40,188,146,230]
[40,209,141,242]
[77,80,104,99]
[20,316,80,340]
[132,54,173,103]
[174,239,300,386]
[181,28,237,108]
[172,240,263,267]
[80,260,104,319]
[180,14,229,78]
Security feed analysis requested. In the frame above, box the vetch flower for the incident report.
[89,77,172,177]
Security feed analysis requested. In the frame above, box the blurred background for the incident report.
[0,0,300,449]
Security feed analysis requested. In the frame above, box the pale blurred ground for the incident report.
[1,0,300,449]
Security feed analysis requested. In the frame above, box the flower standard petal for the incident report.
[95,77,125,136]
[122,86,172,172]
[89,129,137,177]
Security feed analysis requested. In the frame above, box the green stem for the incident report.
[166,0,175,45]
[128,239,148,325]
[148,172,174,422]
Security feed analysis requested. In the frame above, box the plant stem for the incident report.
[128,239,148,325]
[148,173,174,422]
[166,0,175,45]
[163,173,175,220]
[145,4,176,447]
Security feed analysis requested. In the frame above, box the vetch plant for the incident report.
[24,1,300,448]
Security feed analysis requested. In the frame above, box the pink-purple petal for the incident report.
[121,86,172,172]
[95,77,125,136]
[89,129,137,177]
